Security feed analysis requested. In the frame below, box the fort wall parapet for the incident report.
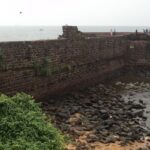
[0,26,150,99]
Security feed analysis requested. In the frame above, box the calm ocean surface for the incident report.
[0,26,150,42]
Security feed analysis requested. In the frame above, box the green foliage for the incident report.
[33,58,52,76]
[33,58,72,77]
[0,93,66,150]
[60,64,72,72]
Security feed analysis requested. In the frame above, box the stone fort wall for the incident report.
[0,26,149,100]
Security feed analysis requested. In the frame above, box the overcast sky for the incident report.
[0,0,149,26]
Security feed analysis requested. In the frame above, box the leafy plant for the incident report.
[0,93,66,150]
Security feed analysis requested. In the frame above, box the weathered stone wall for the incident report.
[126,41,150,66]
[0,36,127,99]
[124,38,150,77]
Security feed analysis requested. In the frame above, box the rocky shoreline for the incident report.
[42,82,150,149]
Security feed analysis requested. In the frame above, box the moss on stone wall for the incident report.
[0,49,7,71]
[33,58,72,77]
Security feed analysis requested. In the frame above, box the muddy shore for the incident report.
[42,78,150,150]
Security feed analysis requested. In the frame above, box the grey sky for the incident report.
[0,0,149,26]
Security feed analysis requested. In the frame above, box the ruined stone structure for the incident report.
[0,26,150,99]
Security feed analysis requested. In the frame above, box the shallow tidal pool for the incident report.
[115,81,150,128]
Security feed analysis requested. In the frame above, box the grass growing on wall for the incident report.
[33,58,52,76]
[0,93,66,150]
[0,48,6,70]
[33,58,72,77]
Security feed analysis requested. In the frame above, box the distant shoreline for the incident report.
[0,26,149,41]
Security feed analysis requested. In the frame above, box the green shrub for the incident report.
[0,93,66,150]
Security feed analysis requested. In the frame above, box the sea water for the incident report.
[0,26,149,42]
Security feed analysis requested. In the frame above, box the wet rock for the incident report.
[55,111,69,119]
[129,92,135,96]
[84,101,92,106]
[146,131,150,136]
[42,82,149,146]
[132,103,145,109]
[125,83,135,89]
[100,112,109,120]
[115,81,124,86]
[68,113,83,125]
[70,105,81,114]
[60,123,69,131]
[134,110,144,117]
[145,136,150,141]
[139,99,144,104]
[87,134,98,143]
[105,135,116,143]
[48,99,55,104]
[137,147,149,150]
